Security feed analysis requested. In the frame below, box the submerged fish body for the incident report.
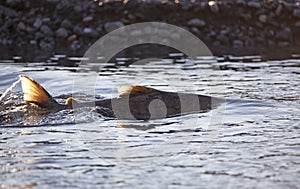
[0,75,224,124]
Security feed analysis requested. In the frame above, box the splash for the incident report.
[0,78,21,102]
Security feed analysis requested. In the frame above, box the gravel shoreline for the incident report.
[1,0,300,62]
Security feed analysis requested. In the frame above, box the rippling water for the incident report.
[0,56,299,188]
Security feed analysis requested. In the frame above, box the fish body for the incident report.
[16,75,223,120]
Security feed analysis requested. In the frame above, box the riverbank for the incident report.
[1,0,300,62]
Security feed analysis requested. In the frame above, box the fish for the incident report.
[17,75,224,120]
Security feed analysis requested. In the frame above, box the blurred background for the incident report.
[1,0,300,62]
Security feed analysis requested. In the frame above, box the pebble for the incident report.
[82,16,93,22]
[61,19,72,29]
[233,40,244,48]
[67,34,77,42]
[275,4,283,16]
[0,5,18,18]
[209,2,219,14]
[259,14,267,23]
[40,25,53,36]
[55,28,69,38]
[247,2,261,9]
[17,22,26,31]
[187,18,206,28]
[295,21,300,27]
[104,21,124,32]
[33,18,43,29]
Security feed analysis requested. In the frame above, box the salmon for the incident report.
[19,75,223,120]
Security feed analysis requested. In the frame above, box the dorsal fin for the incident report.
[118,86,158,97]
[19,75,54,105]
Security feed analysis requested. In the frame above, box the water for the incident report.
[0,56,299,188]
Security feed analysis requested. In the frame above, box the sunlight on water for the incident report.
[0,78,21,102]
[0,57,299,188]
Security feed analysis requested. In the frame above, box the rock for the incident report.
[216,34,229,45]
[73,5,82,13]
[190,27,201,35]
[67,34,77,42]
[73,25,83,35]
[275,4,283,16]
[82,16,93,22]
[33,18,43,29]
[209,2,219,14]
[40,25,53,36]
[83,27,92,34]
[293,9,300,18]
[42,17,51,23]
[258,14,267,23]
[55,27,69,38]
[276,28,291,41]
[104,21,124,32]
[17,22,26,31]
[233,40,244,48]
[6,0,21,7]
[0,5,18,18]
[70,40,80,51]
[187,18,206,28]
[247,2,261,9]
[295,21,300,27]
[39,37,54,50]
[61,19,72,29]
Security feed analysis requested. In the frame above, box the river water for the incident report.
[0,56,299,188]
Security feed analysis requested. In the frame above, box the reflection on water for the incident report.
[0,56,299,188]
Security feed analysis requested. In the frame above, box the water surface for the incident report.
[0,56,299,188]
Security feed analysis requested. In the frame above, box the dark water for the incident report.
[0,57,299,188]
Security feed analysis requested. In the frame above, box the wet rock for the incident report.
[104,21,124,32]
[0,5,18,18]
[293,9,300,18]
[33,18,43,29]
[39,37,55,50]
[42,17,51,23]
[259,14,267,23]
[67,34,77,42]
[17,22,26,31]
[236,0,246,5]
[247,2,261,9]
[61,19,72,29]
[6,0,21,7]
[82,16,93,22]
[275,4,283,16]
[73,5,82,13]
[40,25,53,36]
[70,40,80,51]
[55,28,69,38]
[187,18,206,28]
[73,25,83,35]
[209,2,219,14]
[233,40,244,48]
[216,34,229,45]
[276,28,291,41]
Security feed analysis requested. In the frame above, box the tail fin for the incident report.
[19,75,60,109]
